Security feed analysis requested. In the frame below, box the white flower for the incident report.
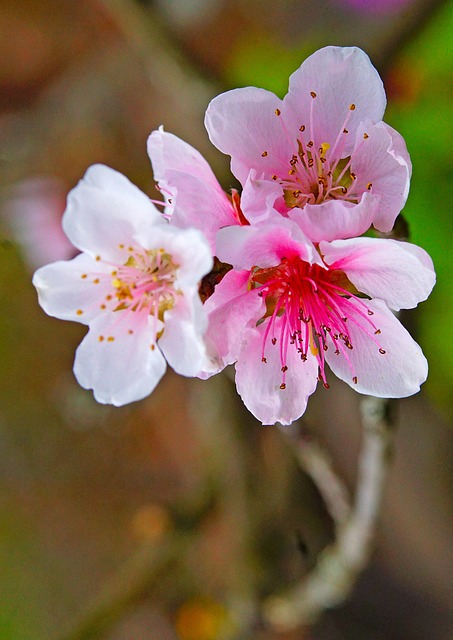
[33,164,213,406]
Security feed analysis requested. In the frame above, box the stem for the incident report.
[264,395,394,630]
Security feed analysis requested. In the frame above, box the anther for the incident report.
[98,335,104,342]
[341,187,347,194]
[261,151,268,157]
[107,336,115,342]
[262,357,267,363]
[350,172,357,180]
[118,244,125,249]
[95,255,101,261]
[281,365,288,372]
[307,141,314,148]
[280,383,286,390]
[272,174,278,180]
[100,304,106,310]
[275,108,281,116]
[310,91,317,98]
[271,337,277,345]
[128,329,134,334]
[349,103,356,110]
[299,125,305,132]
[323,382,330,389]
[289,169,296,175]
[367,310,374,316]
[308,159,314,168]
[353,376,358,384]
[363,133,369,139]
[367,182,373,190]
[93,278,100,284]
[81,274,87,279]
[76,309,83,315]
[379,348,386,354]
[343,128,349,134]
[374,329,381,335]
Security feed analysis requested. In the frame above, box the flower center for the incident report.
[250,256,383,389]
[265,98,372,211]
[111,248,179,320]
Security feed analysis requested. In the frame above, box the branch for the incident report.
[265,395,394,630]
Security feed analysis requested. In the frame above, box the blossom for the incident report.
[1,177,76,269]
[33,164,213,406]
[202,220,435,425]
[205,46,411,243]
[147,127,244,251]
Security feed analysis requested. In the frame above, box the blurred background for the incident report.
[0,0,452,638]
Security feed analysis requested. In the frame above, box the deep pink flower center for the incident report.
[250,256,383,388]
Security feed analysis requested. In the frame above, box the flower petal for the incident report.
[136,224,213,287]
[63,165,163,261]
[216,220,317,270]
[158,291,208,376]
[202,270,264,370]
[74,313,166,406]
[205,87,286,184]
[288,191,379,243]
[147,129,236,251]
[351,121,411,232]
[320,237,436,310]
[325,299,428,397]
[32,253,112,325]
[235,323,319,425]
[284,46,386,154]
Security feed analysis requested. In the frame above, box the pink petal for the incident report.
[288,191,379,243]
[235,323,319,425]
[351,121,411,232]
[202,269,264,369]
[74,313,167,406]
[325,299,428,397]
[240,170,282,224]
[63,165,163,261]
[320,237,436,310]
[147,129,236,251]
[216,220,317,270]
[205,87,286,184]
[283,46,386,155]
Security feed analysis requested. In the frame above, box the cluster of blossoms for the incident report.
[33,46,435,425]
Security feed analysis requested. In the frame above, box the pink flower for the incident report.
[205,46,411,243]
[1,177,76,269]
[33,164,213,406]
[202,220,435,425]
[147,127,245,251]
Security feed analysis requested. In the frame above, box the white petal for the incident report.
[32,253,112,325]
[158,291,207,376]
[74,313,166,406]
[63,165,164,261]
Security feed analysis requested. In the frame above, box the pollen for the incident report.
[107,336,115,342]
[98,335,104,342]
[95,255,101,261]
[100,304,106,310]
[118,244,125,249]
[81,274,87,279]
[76,309,83,315]
[128,329,134,335]
[93,278,100,284]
